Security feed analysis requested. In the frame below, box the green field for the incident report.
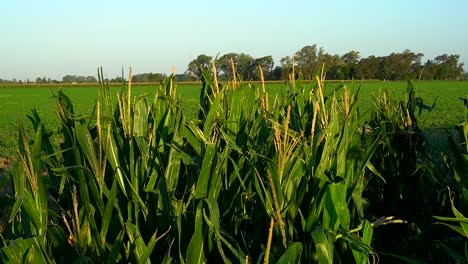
[0,80,467,159]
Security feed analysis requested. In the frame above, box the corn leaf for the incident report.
[186,202,205,264]
[0,236,54,264]
[352,220,373,264]
[276,242,303,264]
[125,222,149,263]
[312,226,334,264]
[195,143,216,199]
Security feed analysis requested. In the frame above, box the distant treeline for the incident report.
[1,44,466,84]
[185,45,466,81]
[0,73,170,84]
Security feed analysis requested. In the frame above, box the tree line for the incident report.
[0,73,168,84]
[1,44,465,84]
[185,45,466,81]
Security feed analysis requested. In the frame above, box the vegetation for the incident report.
[0,64,467,262]
[187,47,464,82]
[1,44,465,84]
[0,80,466,161]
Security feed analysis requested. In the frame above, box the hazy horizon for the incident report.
[2,0,467,81]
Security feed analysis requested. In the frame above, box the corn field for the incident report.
[1,66,467,263]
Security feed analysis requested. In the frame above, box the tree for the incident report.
[434,54,464,80]
[341,51,360,64]
[357,56,382,80]
[35,77,48,83]
[320,53,344,80]
[381,53,403,80]
[76,76,87,83]
[62,75,77,83]
[339,51,361,79]
[175,73,198,82]
[218,53,255,81]
[420,59,437,80]
[86,76,97,83]
[271,66,283,80]
[404,50,424,78]
[237,53,255,80]
[218,53,239,80]
[294,44,324,80]
[110,76,124,83]
[253,56,274,80]
[132,73,166,83]
[187,54,213,81]
[279,56,294,80]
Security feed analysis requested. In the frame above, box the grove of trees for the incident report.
[186,45,465,81]
[62,75,97,83]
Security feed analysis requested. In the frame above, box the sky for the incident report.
[1,0,467,81]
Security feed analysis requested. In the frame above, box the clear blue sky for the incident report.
[1,0,467,80]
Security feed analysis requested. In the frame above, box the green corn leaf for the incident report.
[22,189,44,236]
[323,183,350,231]
[75,122,100,179]
[0,236,54,264]
[267,163,284,207]
[134,136,150,172]
[208,147,229,199]
[133,98,149,137]
[106,229,125,263]
[449,202,468,238]
[352,220,373,264]
[227,156,247,189]
[107,134,128,197]
[365,160,385,183]
[226,87,243,136]
[439,241,467,263]
[100,176,119,247]
[218,231,246,263]
[186,202,205,264]
[433,222,466,237]
[140,227,170,264]
[203,198,229,263]
[195,143,216,199]
[276,242,303,264]
[164,116,184,195]
[84,169,105,213]
[125,222,149,263]
[9,162,25,223]
[203,96,225,137]
[283,156,305,205]
[175,200,186,264]
[311,226,334,264]
[15,122,49,236]
[123,173,148,217]
[71,144,93,216]
[434,195,468,238]
[184,122,203,156]
[305,186,327,233]
[145,169,159,193]
[433,214,468,223]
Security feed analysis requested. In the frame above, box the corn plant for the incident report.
[2,69,181,262]
[364,80,462,262]
[3,65,458,263]
[432,95,468,262]
[197,65,394,262]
